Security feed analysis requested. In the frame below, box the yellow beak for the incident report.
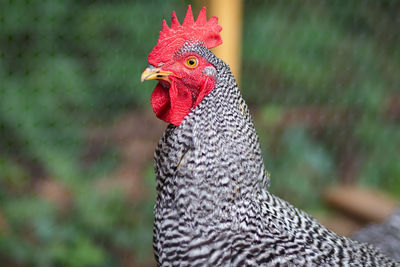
[141,67,175,83]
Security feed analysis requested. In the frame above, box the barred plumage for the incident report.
[352,206,400,263]
[151,43,399,266]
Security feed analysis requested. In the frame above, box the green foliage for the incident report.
[258,107,336,210]
[0,189,155,266]
[242,1,400,206]
[0,0,400,265]
[0,0,171,265]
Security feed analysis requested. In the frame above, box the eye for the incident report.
[184,56,198,68]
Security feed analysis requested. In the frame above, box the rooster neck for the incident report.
[154,54,269,224]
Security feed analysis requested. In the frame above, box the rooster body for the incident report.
[142,6,399,266]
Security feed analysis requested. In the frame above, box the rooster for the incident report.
[141,6,399,266]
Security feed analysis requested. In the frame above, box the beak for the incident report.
[141,66,175,83]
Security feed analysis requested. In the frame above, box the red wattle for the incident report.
[151,82,171,122]
[151,81,192,126]
[151,77,215,126]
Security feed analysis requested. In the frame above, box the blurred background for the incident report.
[0,0,399,266]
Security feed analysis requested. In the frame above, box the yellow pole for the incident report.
[196,0,243,84]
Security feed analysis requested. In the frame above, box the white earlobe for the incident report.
[202,66,217,78]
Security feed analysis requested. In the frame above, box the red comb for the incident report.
[159,5,222,49]
[148,6,222,66]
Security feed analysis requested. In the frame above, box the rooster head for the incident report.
[141,6,222,126]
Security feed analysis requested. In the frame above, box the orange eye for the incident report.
[185,57,198,68]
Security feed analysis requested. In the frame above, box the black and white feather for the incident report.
[152,43,399,266]
[352,206,400,263]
